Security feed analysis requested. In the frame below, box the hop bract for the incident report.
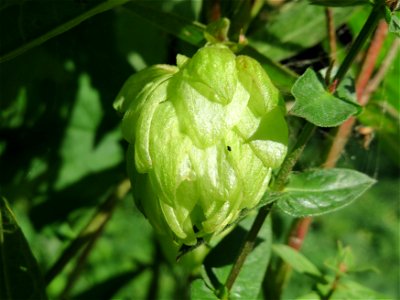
[114,44,288,246]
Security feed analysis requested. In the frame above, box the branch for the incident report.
[362,37,400,103]
[45,179,131,285]
[325,8,337,64]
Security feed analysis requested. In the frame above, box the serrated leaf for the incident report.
[0,197,47,300]
[290,68,361,127]
[203,215,272,300]
[272,244,322,277]
[276,168,376,217]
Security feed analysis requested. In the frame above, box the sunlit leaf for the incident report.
[290,68,360,127]
[275,168,376,217]
[190,279,218,300]
[272,244,322,277]
[203,215,272,300]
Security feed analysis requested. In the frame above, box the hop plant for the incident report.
[114,44,288,247]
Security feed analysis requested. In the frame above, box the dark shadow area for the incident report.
[72,265,148,300]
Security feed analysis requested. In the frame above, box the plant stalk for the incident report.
[331,4,384,89]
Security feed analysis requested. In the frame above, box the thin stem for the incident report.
[287,216,313,251]
[331,5,383,88]
[224,122,315,293]
[324,19,389,168]
[59,221,106,299]
[363,37,400,103]
[325,8,337,63]
[273,122,316,191]
[45,179,131,285]
[224,203,274,292]
[356,20,388,104]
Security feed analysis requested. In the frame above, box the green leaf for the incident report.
[275,168,376,217]
[314,276,391,299]
[290,68,360,127]
[272,244,322,277]
[203,214,272,300]
[55,73,123,189]
[0,0,130,63]
[389,14,400,35]
[0,197,47,300]
[309,0,371,6]
[190,279,219,300]
[248,1,356,61]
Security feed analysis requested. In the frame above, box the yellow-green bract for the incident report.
[114,44,288,246]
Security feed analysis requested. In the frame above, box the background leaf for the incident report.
[0,197,47,300]
[276,168,376,217]
[203,215,272,300]
[0,0,130,63]
[272,244,322,278]
[248,1,355,61]
[190,279,218,300]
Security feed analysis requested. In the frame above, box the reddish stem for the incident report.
[356,20,388,104]
[289,20,388,252]
[288,217,313,251]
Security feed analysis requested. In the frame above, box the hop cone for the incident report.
[114,44,288,246]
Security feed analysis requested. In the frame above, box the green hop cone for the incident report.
[114,44,288,247]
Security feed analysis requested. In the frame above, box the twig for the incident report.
[45,179,131,285]
[287,216,313,251]
[209,0,221,22]
[59,220,106,299]
[324,20,388,168]
[356,20,389,105]
[331,4,383,89]
[362,37,400,103]
[325,8,337,64]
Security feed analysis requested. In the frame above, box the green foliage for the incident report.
[0,198,47,300]
[290,68,361,127]
[0,0,398,299]
[275,168,376,217]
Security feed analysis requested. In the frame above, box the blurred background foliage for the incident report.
[0,0,398,299]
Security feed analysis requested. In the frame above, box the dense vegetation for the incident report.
[0,0,399,299]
